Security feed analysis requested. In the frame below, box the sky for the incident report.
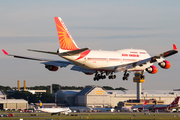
[0,0,180,90]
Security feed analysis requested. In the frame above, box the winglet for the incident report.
[2,49,8,55]
[173,44,178,50]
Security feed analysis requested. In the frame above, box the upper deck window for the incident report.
[130,52,138,54]
[139,52,146,54]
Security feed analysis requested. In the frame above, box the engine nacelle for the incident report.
[158,60,171,69]
[146,66,158,74]
[84,72,94,75]
[45,65,58,71]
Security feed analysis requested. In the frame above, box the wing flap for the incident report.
[71,65,96,73]
[41,61,71,67]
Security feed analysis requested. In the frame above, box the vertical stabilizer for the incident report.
[54,17,79,51]
[39,100,44,108]
[170,97,180,106]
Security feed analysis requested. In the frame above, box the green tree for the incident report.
[115,87,127,90]
[103,86,114,90]
[8,91,34,103]
[39,93,55,103]
[0,85,11,95]
[52,84,61,93]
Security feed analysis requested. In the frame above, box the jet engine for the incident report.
[146,66,158,74]
[84,72,94,75]
[158,60,171,69]
[45,65,59,71]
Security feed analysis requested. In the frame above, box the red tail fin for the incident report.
[170,97,180,105]
[144,102,147,105]
[54,17,79,50]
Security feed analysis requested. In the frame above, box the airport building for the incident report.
[0,99,28,110]
[56,86,180,108]
[0,90,28,110]
[0,90,6,99]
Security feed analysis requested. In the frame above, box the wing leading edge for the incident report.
[2,49,72,68]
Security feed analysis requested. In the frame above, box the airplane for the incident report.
[36,100,71,116]
[2,17,178,81]
[64,100,92,112]
[153,96,180,111]
[92,107,115,112]
[131,97,180,112]
[68,106,92,113]
[131,102,153,111]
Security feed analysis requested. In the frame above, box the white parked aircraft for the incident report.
[2,17,178,81]
[36,100,71,116]
[92,107,115,112]
[64,100,92,112]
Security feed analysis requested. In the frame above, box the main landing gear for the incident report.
[93,71,116,81]
[93,71,145,81]
[122,70,129,80]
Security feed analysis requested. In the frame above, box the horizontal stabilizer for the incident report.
[60,48,89,56]
[27,49,58,55]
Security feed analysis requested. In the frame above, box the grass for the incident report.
[0,112,180,119]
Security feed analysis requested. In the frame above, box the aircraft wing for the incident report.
[27,47,89,56]
[2,49,72,68]
[2,49,95,73]
[115,44,178,72]
[71,65,96,74]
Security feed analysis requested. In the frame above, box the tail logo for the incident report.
[54,17,79,51]
[144,102,147,105]
[171,97,179,105]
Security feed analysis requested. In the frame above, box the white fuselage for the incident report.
[69,106,92,112]
[132,105,154,110]
[60,49,152,72]
[39,107,71,113]
[92,108,115,112]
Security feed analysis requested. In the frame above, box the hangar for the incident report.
[0,99,28,110]
[56,86,180,108]
[0,90,28,110]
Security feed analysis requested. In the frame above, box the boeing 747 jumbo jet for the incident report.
[2,17,178,81]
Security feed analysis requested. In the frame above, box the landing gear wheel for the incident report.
[141,75,145,79]
[123,76,128,80]
[114,75,116,79]
[126,73,129,77]
[122,71,129,81]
